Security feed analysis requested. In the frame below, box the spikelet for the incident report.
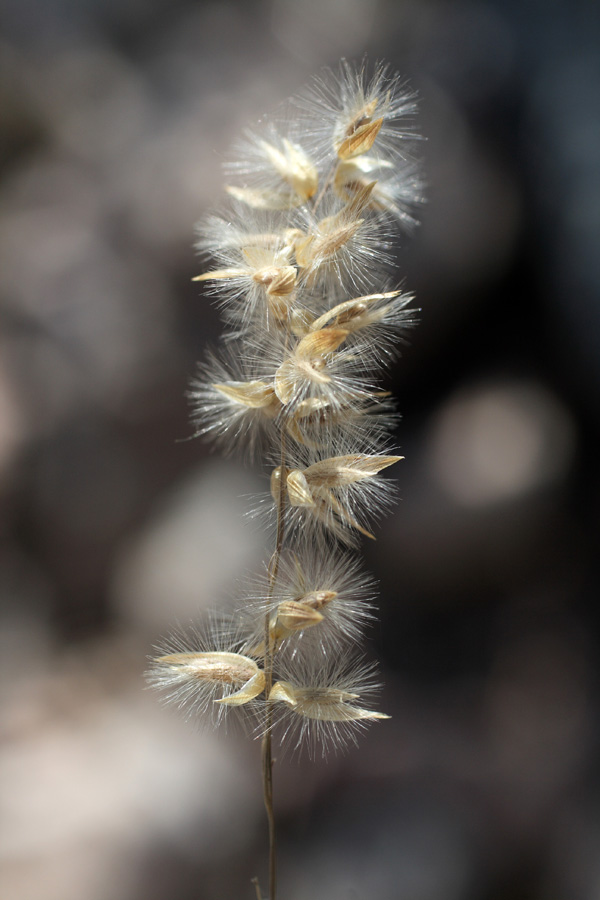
[307,288,418,364]
[291,59,423,215]
[237,548,376,657]
[270,451,402,545]
[147,618,265,726]
[283,392,398,455]
[293,182,394,294]
[225,122,318,208]
[271,324,375,414]
[188,347,282,460]
[194,207,302,333]
[268,651,389,758]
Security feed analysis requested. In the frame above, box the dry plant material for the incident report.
[147,58,423,900]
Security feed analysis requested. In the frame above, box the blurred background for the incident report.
[1,0,599,898]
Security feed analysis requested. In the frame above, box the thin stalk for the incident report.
[261,418,288,900]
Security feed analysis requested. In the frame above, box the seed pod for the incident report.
[270,680,388,722]
[295,182,376,273]
[147,636,267,725]
[285,468,314,507]
[213,380,280,412]
[278,454,402,543]
[259,138,318,200]
[274,327,350,403]
[276,600,325,632]
[336,116,384,160]
[266,652,389,757]
[302,453,402,486]
[154,651,265,705]
[310,291,400,334]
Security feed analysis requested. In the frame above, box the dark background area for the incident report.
[1,1,599,899]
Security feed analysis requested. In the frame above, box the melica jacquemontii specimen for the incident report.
[147,59,423,900]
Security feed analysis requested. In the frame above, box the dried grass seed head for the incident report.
[302,60,418,152]
[270,448,402,546]
[267,650,388,758]
[225,119,318,209]
[188,347,282,460]
[194,206,302,334]
[333,153,424,229]
[292,185,396,297]
[238,548,377,657]
[283,392,399,457]
[301,288,419,373]
[266,323,388,427]
[146,617,264,727]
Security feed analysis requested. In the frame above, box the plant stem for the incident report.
[261,427,288,900]
[260,731,276,900]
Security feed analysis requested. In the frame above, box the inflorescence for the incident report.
[147,59,423,759]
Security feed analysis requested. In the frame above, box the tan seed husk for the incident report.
[225,185,305,210]
[192,267,249,282]
[259,138,318,200]
[214,381,279,411]
[302,454,403,487]
[242,245,293,267]
[156,651,265,705]
[286,469,314,507]
[269,680,390,722]
[298,589,337,611]
[294,327,349,358]
[337,117,384,160]
[343,97,379,135]
[252,265,297,297]
[295,183,376,270]
[275,600,324,633]
[309,291,400,333]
